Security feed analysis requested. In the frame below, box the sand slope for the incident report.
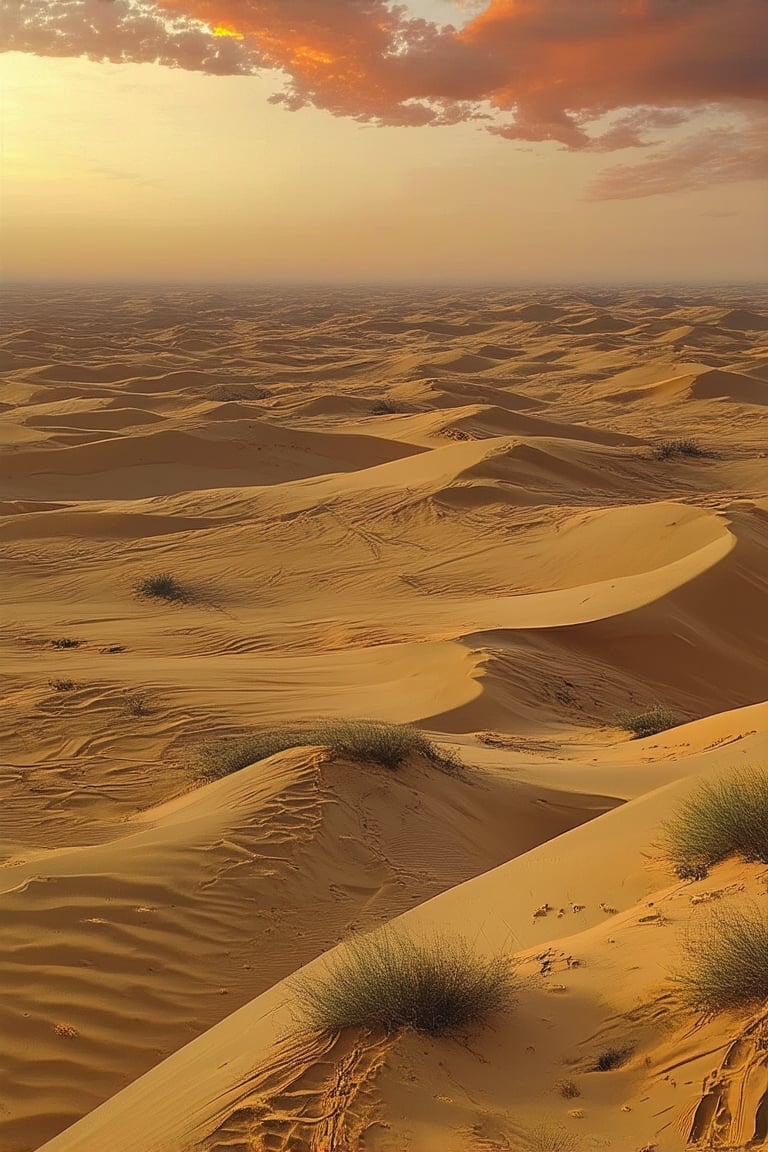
[1,284,767,1152]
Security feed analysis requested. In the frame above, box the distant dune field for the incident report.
[1,284,767,1152]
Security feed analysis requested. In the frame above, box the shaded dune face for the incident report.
[1,284,767,1152]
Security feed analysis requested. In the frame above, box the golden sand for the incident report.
[1,284,767,1151]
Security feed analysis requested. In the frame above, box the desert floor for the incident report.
[1,284,767,1152]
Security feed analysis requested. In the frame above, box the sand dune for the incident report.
[1,284,767,1152]
[36,726,768,1152]
[1,746,614,1148]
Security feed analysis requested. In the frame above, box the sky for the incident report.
[2,0,767,283]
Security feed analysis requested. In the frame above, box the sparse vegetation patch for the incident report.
[135,572,188,602]
[123,693,150,717]
[555,1078,580,1099]
[676,907,768,1014]
[617,704,677,739]
[593,1045,633,1071]
[293,929,514,1036]
[49,679,76,692]
[195,719,458,781]
[50,638,81,649]
[675,861,709,882]
[664,769,768,871]
[652,438,709,460]
[370,398,408,415]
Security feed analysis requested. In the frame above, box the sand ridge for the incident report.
[1,283,767,1152]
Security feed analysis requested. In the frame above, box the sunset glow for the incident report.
[212,24,244,40]
[1,0,766,281]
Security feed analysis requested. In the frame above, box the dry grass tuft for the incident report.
[593,1045,633,1071]
[135,572,188,602]
[369,398,408,415]
[194,719,459,780]
[555,1078,580,1099]
[676,906,768,1014]
[292,929,514,1037]
[664,769,768,871]
[123,693,151,717]
[617,703,677,739]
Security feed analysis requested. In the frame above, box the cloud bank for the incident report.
[3,0,767,197]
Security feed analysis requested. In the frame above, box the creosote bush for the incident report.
[664,769,768,871]
[292,929,514,1036]
[676,907,768,1014]
[135,572,187,602]
[652,439,708,460]
[617,704,677,739]
[195,719,458,781]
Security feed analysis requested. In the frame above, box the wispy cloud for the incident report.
[4,0,768,198]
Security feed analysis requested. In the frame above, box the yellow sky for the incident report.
[2,50,766,283]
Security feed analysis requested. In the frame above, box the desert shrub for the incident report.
[370,398,407,415]
[652,439,708,460]
[123,693,150,717]
[50,638,81,649]
[213,385,271,402]
[676,907,768,1014]
[135,572,187,602]
[292,929,513,1036]
[675,861,709,882]
[49,679,75,692]
[555,1078,580,1098]
[322,719,456,770]
[195,719,458,781]
[664,769,768,871]
[593,1045,633,1071]
[617,704,677,739]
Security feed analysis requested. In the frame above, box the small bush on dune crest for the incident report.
[617,704,677,739]
[135,572,187,602]
[664,769,768,871]
[292,929,514,1036]
[195,719,458,780]
[676,907,768,1014]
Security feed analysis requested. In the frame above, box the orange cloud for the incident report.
[4,0,768,197]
